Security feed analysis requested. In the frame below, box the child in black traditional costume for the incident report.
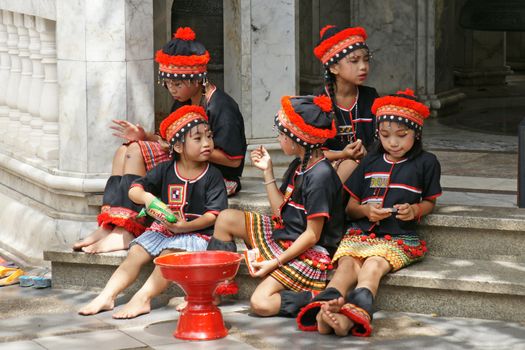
[296,89,441,336]
[315,25,379,182]
[74,27,246,254]
[206,95,344,317]
[78,105,228,318]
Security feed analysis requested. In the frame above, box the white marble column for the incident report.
[56,0,154,174]
[0,11,10,141]
[224,0,298,139]
[27,14,44,156]
[36,17,58,161]
[5,11,20,147]
[16,13,33,151]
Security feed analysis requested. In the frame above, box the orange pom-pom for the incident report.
[313,95,332,113]
[174,27,196,41]
[320,25,335,38]
[396,88,415,97]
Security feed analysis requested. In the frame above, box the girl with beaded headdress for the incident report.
[78,105,228,318]
[314,25,379,183]
[73,27,246,254]
[205,95,345,318]
[296,89,441,337]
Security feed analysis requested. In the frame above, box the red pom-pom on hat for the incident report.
[319,25,336,38]
[313,95,332,113]
[396,88,415,97]
[174,27,196,41]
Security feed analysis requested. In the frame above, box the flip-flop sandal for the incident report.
[0,266,18,279]
[0,268,25,286]
[20,268,52,288]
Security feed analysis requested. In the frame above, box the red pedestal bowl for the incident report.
[154,251,242,341]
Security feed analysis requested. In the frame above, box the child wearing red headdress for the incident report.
[78,105,227,318]
[297,89,442,337]
[206,95,345,318]
[314,25,379,183]
[73,27,246,254]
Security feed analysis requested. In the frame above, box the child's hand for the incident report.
[251,146,272,171]
[251,258,279,277]
[365,204,392,223]
[163,216,186,234]
[343,139,366,160]
[394,203,418,221]
[110,119,146,142]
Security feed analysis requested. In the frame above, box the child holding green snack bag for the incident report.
[79,105,227,318]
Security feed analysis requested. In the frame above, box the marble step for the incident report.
[43,249,525,323]
[230,180,525,261]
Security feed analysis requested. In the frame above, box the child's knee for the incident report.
[337,256,360,273]
[125,142,143,159]
[250,294,272,316]
[216,209,242,230]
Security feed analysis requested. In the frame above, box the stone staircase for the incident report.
[43,147,525,322]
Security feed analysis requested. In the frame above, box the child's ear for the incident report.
[172,141,183,155]
[329,64,339,75]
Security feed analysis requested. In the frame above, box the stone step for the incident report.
[231,179,525,261]
[43,249,525,322]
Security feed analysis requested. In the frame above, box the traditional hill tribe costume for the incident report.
[161,28,247,196]
[297,89,442,336]
[129,105,228,255]
[96,27,246,240]
[207,95,345,314]
[314,25,379,152]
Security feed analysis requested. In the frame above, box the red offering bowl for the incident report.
[154,251,242,341]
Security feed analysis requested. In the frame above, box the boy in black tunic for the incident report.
[78,105,227,319]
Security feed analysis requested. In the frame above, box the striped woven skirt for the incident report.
[136,141,171,171]
[131,228,210,257]
[245,212,333,292]
[332,228,427,272]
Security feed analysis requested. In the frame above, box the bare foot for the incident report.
[78,294,114,316]
[316,297,343,334]
[73,227,111,251]
[316,306,333,334]
[112,295,151,319]
[176,300,187,312]
[82,228,134,254]
[321,297,354,337]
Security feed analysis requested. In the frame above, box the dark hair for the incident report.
[280,144,318,203]
[370,124,424,160]
[162,77,208,96]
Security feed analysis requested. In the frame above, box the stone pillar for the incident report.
[224,0,298,140]
[16,14,32,150]
[507,32,525,70]
[0,11,10,140]
[27,14,44,156]
[349,0,464,117]
[37,17,58,161]
[5,11,20,147]
[454,31,512,86]
[56,0,154,174]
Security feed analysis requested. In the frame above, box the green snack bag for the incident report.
[137,198,177,223]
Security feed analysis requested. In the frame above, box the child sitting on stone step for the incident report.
[78,105,227,318]
[206,94,345,317]
[296,89,442,337]
[73,27,246,254]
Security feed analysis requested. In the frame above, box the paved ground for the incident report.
[1,284,525,350]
